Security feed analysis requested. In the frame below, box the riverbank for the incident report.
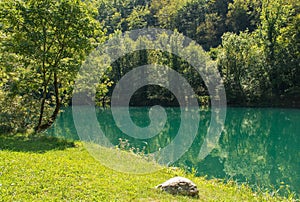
[0,134,297,201]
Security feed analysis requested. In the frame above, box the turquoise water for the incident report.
[47,107,300,197]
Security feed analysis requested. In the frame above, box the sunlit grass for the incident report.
[85,142,162,174]
[0,134,296,201]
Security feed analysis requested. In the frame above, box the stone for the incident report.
[156,176,199,197]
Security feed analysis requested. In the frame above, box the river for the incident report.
[47,107,300,197]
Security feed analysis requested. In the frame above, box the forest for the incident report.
[0,0,299,133]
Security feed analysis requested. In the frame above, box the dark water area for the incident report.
[47,107,300,197]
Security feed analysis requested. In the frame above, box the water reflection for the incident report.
[47,107,300,197]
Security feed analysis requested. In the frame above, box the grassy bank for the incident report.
[0,134,296,201]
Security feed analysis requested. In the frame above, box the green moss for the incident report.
[0,134,296,201]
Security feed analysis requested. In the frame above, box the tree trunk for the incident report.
[36,70,51,132]
[36,83,47,132]
[36,72,61,132]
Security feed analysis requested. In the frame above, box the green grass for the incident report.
[0,134,297,201]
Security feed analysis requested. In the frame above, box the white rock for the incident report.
[156,176,199,197]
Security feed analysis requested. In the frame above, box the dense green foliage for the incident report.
[0,0,299,132]
[0,0,105,132]
[0,133,296,201]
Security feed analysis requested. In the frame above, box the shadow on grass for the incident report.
[0,133,75,153]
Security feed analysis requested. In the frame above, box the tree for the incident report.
[126,5,151,30]
[218,31,267,104]
[150,0,189,29]
[226,0,262,33]
[277,0,300,97]
[97,0,151,33]
[0,0,104,132]
[196,0,232,50]
[260,0,299,100]
[173,0,206,40]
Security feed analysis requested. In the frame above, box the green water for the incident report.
[47,107,300,197]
